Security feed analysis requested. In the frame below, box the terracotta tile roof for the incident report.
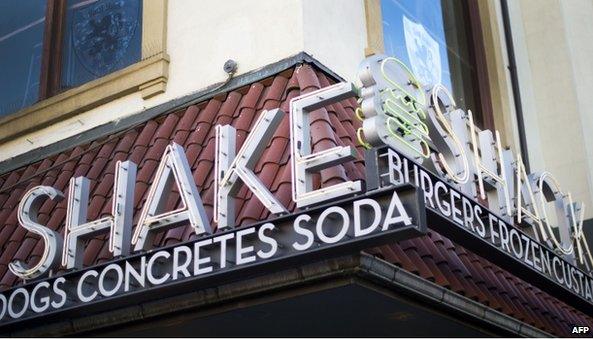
[0,64,590,336]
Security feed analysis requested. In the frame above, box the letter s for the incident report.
[9,186,64,279]
[292,214,314,251]
[426,85,469,184]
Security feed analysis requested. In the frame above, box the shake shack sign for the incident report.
[0,182,425,326]
[1,54,593,325]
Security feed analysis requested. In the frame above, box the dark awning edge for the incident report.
[358,253,551,338]
[7,253,551,337]
[0,51,342,177]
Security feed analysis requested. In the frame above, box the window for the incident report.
[0,0,142,118]
[0,0,167,143]
[0,1,47,117]
[379,0,492,129]
[61,0,142,88]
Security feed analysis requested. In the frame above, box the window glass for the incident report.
[61,0,142,89]
[0,1,47,117]
[381,0,478,117]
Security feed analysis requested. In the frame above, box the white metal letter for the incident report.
[132,143,211,251]
[63,161,136,269]
[467,111,512,219]
[214,109,288,229]
[426,84,470,185]
[290,82,362,208]
[9,186,64,279]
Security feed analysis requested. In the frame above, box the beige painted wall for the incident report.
[510,0,593,218]
[302,0,367,81]
[0,0,366,161]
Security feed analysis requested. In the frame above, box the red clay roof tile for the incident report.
[218,91,242,120]
[114,131,138,155]
[176,106,200,132]
[0,172,19,191]
[295,64,321,93]
[237,84,265,114]
[264,79,288,108]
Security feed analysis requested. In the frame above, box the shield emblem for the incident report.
[72,0,140,76]
[403,15,441,87]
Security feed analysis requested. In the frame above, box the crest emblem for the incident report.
[72,0,140,76]
[403,15,441,87]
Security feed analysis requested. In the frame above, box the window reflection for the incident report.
[0,1,47,117]
[61,0,142,89]
[382,0,478,118]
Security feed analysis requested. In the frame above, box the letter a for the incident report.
[132,143,211,251]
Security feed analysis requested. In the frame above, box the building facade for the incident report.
[0,0,592,336]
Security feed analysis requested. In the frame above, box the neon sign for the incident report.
[1,53,592,324]
[355,54,592,271]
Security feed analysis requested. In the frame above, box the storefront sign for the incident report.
[0,185,424,325]
[1,53,593,324]
[355,54,593,273]
[354,54,593,313]
[368,147,593,311]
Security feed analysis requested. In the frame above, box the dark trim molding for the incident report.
[7,253,551,337]
[0,52,343,176]
[467,0,496,131]
[500,0,530,173]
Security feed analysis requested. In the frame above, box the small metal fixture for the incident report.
[223,59,238,75]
